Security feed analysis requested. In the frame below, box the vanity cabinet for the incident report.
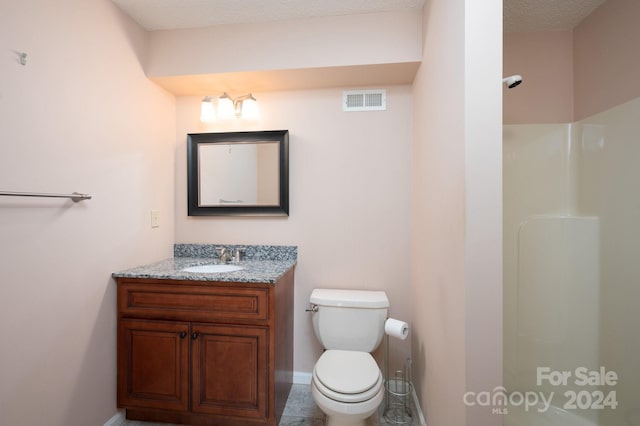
[116,268,294,426]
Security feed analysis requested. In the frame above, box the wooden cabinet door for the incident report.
[191,323,269,420]
[118,319,190,412]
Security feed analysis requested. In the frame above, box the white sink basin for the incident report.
[182,264,245,273]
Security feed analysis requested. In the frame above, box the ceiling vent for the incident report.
[343,89,387,112]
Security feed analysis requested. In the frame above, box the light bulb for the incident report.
[200,97,215,122]
[241,97,259,120]
[218,93,235,120]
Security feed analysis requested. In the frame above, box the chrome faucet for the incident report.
[233,247,246,263]
[217,247,233,263]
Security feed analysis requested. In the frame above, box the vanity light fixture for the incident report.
[217,93,235,120]
[200,96,216,122]
[240,95,259,120]
[200,93,259,122]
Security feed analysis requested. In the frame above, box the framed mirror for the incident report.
[187,130,289,216]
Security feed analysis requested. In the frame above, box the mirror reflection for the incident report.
[199,142,280,206]
[187,130,289,216]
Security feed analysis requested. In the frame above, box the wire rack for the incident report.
[384,334,413,425]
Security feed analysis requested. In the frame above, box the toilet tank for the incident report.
[310,289,389,352]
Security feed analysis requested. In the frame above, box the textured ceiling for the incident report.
[111,0,424,31]
[112,0,608,33]
[504,0,607,32]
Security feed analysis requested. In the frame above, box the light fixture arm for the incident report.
[230,93,256,117]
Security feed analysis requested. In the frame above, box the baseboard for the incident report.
[411,384,427,426]
[103,410,125,426]
[293,370,312,384]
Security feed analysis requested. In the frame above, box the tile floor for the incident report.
[119,383,418,426]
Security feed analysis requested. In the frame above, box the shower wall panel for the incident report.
[504,124,600,425]
[517,216,599,406]
[577,97,640,426]
[503,123,578,391]
[504,97,640,425]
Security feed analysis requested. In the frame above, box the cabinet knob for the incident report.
[179,331,187,339]
[191,332,199,340]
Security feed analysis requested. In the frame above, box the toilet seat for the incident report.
[313,350,382,403]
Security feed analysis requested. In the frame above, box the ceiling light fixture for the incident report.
[200,93,259,122]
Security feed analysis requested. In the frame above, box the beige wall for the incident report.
[412,1,466,417]
[174,87,413,374]
[146,10,422,78]
[503,31,574,124]
[412,0,502,425]
[463,2,503,425]
[505,0,640,124]
[0,1,508,425]
[574,0,640,120]
[0,1,176,425]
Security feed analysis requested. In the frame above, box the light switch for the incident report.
[151,210,160,228]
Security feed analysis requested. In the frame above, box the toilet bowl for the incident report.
[308,289,389,426]
[311,350,384,426]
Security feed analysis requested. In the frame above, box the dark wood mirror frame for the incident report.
[187,130,289,216]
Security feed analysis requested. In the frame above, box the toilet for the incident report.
[309,288,389,426]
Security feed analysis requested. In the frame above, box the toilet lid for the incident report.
[314,350,380,394]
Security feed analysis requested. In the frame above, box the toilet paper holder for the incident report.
[384,318,413,425]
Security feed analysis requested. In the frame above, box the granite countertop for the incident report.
[112,244,297,284]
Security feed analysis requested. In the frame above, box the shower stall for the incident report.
[503,2,640,424]
[503,107,640,426]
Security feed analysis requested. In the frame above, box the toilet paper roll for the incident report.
[385,318,409,340]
